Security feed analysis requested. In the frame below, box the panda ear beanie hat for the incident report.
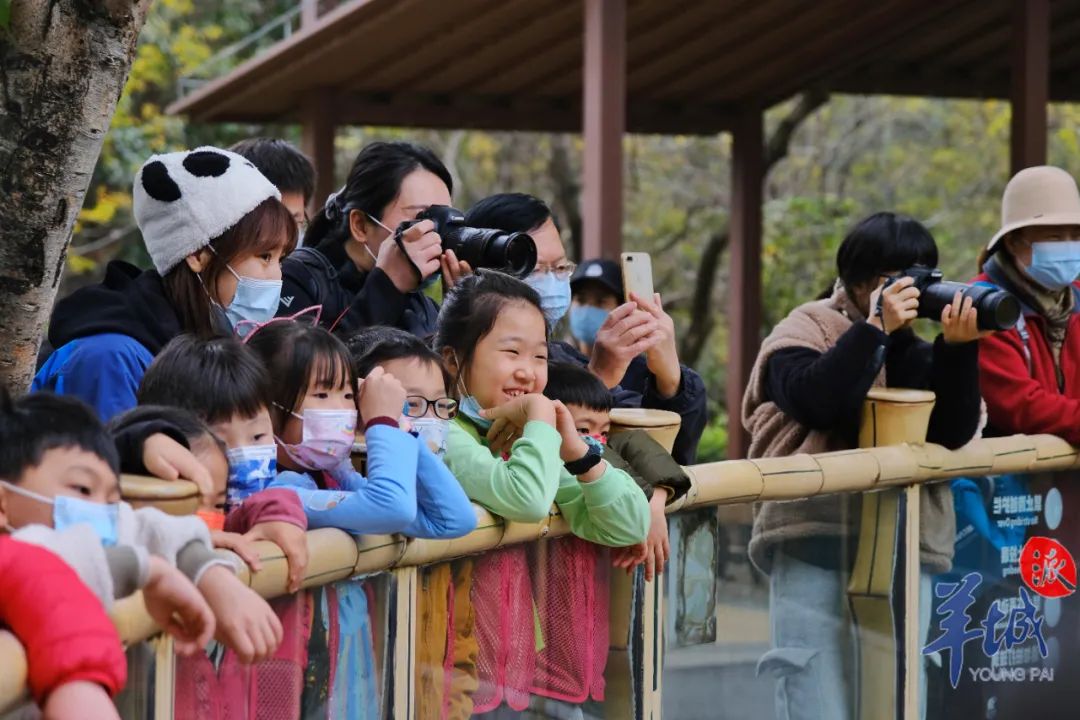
[133,146,281,274]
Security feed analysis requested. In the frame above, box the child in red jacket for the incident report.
[0,536,126,720]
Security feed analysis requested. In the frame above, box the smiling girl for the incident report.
[434,270,649,714]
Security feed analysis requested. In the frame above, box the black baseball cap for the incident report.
[570,258,623,299]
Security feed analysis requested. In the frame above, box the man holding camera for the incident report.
[464,193,707,465]
[744,211,986,720]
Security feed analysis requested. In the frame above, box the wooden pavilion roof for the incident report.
[168,0,1080,133]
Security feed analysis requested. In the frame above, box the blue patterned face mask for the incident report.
[411,418,449,458]
[525,272,572,326]
[2,481,119,546]
[1027,240,1080,290]
[225,444,278,507]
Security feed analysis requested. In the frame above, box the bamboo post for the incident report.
[605,408,680,717]
[849,388,934,720]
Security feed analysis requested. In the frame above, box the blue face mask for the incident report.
[2,481,119,546]
[569,305,609,345]
[1026,241,1080,290]
[223,265,282,333]
[225,444,278,508]
[458,395,492,432]
[526,272,572,327]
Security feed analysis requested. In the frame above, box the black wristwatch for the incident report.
[564,442,604,476]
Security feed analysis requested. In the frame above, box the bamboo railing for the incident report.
[3,397,1079,716]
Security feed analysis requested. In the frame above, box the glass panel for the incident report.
[116,642,157,720]
[171,574,391,720]
[414,537,645,719]
[929,471,1073,718]
[664,492,910,720]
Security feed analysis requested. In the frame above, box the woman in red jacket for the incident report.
[975,165,1080,442]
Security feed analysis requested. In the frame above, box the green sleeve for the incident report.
[444,419,563,523]
[554,462,651,547]
[608,430,693,503]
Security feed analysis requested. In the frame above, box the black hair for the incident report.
[464,192,559,234]
[304,141,453,249]
[107,405,226,458]
[346,326,451,393]
[229,137,316,204]
[836,212,938,290]
[138,334,271,424]
[433,269,548,392]
[542,362,612,413]
[0,387,119,482]
[244,320,356,433]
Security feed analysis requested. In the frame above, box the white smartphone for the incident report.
[620,252,655,303]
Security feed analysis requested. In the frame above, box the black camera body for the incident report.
[882,265,1020,331]
[396,205,537,279]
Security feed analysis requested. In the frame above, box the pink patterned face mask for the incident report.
[275,407,358,471]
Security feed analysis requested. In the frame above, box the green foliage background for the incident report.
[68,1,1080,461]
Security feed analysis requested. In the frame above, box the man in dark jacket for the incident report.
[465,194,708,464]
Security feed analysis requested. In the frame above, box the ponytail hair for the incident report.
[304,141,453,250]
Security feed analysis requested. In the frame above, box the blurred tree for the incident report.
[0,0,151,391]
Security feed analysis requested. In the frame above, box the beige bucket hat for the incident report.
[988,165,1080,251]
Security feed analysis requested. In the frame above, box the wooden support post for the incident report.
[1010,0,1049,175]
[300,91,337,215]
[582,0,626,261]
[390,566,418,720]
[726,108,764,459]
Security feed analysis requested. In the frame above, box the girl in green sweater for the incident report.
[434,270,649,714]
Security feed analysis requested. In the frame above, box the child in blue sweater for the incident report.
[244,318,475,540]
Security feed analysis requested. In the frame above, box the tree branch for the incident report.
[679,90,829,367]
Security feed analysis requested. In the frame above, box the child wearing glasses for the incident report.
[347,325,478,720]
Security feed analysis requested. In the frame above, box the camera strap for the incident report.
[393,229,425,285]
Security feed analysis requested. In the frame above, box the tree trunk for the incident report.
[0,0,151,392]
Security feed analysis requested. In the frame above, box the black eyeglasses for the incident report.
[403,396,458,420]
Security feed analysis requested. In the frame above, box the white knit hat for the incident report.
[133,146,281,274]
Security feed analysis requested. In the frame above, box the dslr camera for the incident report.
[880,265,1020,331]
[396,205,537,279]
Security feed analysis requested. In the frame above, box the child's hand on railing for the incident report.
[196,566,283,664]
[211,530,264,573]
[142,556,215,656]
[243,521,309,593]
[611,488,670,581]
[141,433,216,506]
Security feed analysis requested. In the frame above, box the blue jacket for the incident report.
[32,261,185,421]
[269,424,476,539]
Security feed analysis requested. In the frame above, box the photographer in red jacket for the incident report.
[975,166,1080,443]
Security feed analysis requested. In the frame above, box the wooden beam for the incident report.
[582,0,627,261]
[726,107,764,460]
[330,92,733,135]
[300,90,337,211]
[1011,0,1049,174]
